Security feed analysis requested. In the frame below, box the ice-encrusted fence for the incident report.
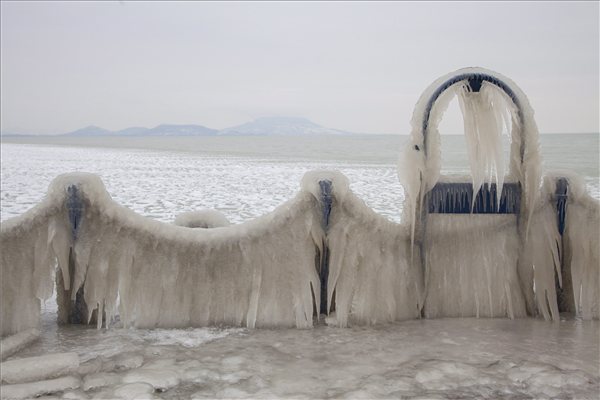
[1,169,598,336]
[1,67,598,337]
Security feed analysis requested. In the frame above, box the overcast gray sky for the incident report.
[1,1,598,134]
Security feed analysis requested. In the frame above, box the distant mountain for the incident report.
[65,124,218,137]
[218,117,353,136]
[64,125,113,136]
[144,124,217,136]
[115,126,149,136]
[60,117,354,137]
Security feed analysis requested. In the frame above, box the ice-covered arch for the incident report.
[399,67,542,241]
[399,67,597,320]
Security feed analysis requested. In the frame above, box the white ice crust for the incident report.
[173,210,231,228]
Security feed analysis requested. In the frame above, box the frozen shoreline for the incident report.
[5,313,598,399]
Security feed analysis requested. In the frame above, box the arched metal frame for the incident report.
[421,72,525,163]
[420,72,526,215]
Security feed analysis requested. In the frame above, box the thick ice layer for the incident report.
[67,174,321,330]
[1,172,324,334]
[0,184,64,336]
[399,67,542,246]
[173,210,231,228]
[0,352,79,384]
[0,375,80,399]
[558,173,600,320]
[306,172,422,326]
[423,214,526,318]
[456,82,511,208]
[519,181,563,320]
[1,169,598,336]
[10,318,600,399]
[0,328,40,361]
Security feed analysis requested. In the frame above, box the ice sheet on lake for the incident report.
[5,318,598,399]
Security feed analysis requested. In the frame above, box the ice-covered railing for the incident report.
[1,168,598,336]
[398,67,598,320]
[303,172,422,327]
[543,172,599,320]
[398,67,542,319]
[1,171,423,335]
[1,173,323,335]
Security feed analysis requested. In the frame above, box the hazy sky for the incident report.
[1,1,598,134]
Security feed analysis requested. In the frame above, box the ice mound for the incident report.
[173,210,231,228]
[140,327,244,347]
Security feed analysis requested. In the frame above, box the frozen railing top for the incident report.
[398,67,543,237]
[0,171,413,335]
[420,69,526,161]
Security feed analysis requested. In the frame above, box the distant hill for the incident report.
[218,117,353,136]
[55,117,356,137]
[64,125,113,136]
[65,124,218,137]
[144,124,218,136]
[115,126,149,136]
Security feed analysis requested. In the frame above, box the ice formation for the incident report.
[302,171,422,327]
[1,376,81,399]
[1,352,79,384]
[423,213,527,318]
[173,210,231,228]
[557,172,600,319]
[399,67,542,243]
[0,328,40,361]
[398,67,548,319]
[1,172,323,335]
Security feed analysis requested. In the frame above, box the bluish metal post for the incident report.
[555,177,574,313]
[66,185,83,240]
[318,180,333,315]
[65,184,87,324]
[555,178,569,235]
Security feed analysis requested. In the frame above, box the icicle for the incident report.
[456,82,511,211]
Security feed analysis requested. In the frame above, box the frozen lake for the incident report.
[1,134,598,223]
[1,134,599,399]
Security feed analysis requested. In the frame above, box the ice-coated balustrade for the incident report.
[398,67,598,321]
[1,67,598,336]
[1,169,598,336]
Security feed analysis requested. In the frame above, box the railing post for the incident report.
[555,178,575,314]
[63,184,88,325]
[318,180,333,316]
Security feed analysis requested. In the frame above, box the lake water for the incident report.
[0,134,598,399]
[1,134,598,223]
